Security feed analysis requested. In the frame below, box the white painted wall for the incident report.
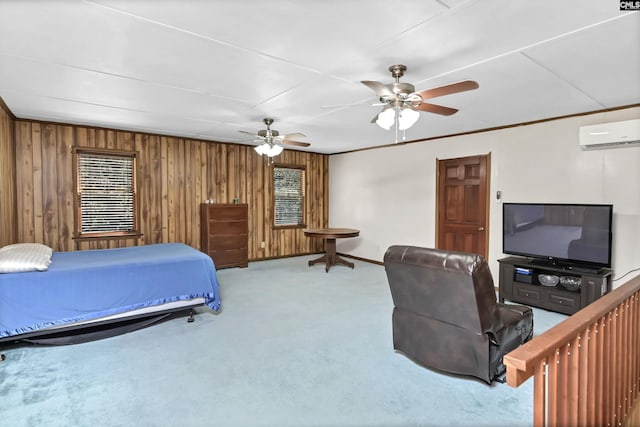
[329,107,640,287]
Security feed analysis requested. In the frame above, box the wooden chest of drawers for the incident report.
[200,203,248,269]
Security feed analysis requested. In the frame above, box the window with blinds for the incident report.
[273,165,306,227]
[76,150,138,236]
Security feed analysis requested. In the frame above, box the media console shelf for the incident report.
[498,256,612,315]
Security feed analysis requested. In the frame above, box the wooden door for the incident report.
[436,154,490,258]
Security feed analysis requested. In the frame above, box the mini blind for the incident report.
[274,166,305,226]
[77,152,136,234]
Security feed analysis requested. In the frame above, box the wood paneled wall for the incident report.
[14,120,328,259]
[0,101,17,247]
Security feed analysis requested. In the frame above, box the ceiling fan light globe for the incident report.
[376,108,395,130]
[398,108,420,130]
[266,144,284,157]
[254,143,270,155]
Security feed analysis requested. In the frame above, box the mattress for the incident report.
[0,243,221,339]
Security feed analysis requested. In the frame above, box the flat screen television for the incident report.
[503,203,613,269]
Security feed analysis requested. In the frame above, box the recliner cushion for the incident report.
[392,307,492,382]
[488,303,534,379]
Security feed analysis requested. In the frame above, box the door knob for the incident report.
[478,227,485,231]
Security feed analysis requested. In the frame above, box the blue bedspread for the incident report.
[0,243,221,339]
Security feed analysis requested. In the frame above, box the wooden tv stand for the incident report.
[498,257,612,315]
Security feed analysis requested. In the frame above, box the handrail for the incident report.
[504,274,640,426]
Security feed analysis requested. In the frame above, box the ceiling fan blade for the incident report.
[281,139,311,147]
[415,102,458,116]
[361,80,394,98]
[239,130,261,138]
[415,80,479,100]
[283,132,306,140]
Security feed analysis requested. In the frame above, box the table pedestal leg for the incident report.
[308,238,355,272]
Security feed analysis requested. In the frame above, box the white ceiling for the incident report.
[1,1,639,154]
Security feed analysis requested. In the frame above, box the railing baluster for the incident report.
[534,360,546,427]
[558,343,569,426]
[613,306,621,426]
[604,311,613,425]
[569,335,580,426]
[548,350,558,427]
[504,276,640,427]
[634,295,640,407]
[623,300,631,418]
[578,329,588,425]
[595,317,605,426]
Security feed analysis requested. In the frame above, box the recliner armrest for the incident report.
[488,303,534,346]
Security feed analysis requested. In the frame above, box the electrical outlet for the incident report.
[260,241,266,248]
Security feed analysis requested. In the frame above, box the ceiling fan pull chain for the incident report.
[395,113,399,143]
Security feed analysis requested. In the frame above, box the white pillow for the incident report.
[0,243,54,273]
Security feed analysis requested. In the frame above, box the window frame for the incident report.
[272,163,307,230]
[73,148,140,240]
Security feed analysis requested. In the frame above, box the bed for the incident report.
[0,243,221,356]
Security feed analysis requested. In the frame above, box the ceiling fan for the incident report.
[362,64,479,132]
[239,118,310,158]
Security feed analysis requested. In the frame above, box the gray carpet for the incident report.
[0,255,567,427]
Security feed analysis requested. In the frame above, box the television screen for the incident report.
[503,203,613,268]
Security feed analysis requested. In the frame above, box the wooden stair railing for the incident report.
[504,274,640,427]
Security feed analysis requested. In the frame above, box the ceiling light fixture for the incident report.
[398,108,420,130]
[241,118,311,162]
[375,105,421,142]
[376,106,421,132]
[375,108,395,130]
[363,64,479,141]
[254,141,283,157]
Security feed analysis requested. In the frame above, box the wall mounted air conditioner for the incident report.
[579,119,640,150]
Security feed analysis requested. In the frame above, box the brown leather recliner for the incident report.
[383,245,534,384]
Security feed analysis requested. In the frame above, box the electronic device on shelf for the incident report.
[502,202,613,270]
